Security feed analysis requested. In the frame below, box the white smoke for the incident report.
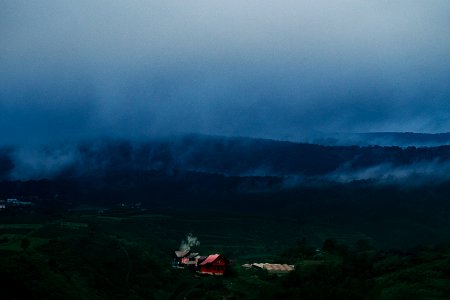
[179,233,200,251]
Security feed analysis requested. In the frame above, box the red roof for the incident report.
[199,254,220,266]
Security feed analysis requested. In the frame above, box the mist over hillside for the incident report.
[2,134,450,184]
[304,132,450,147]
[3,133,450,217]
[3,134,450,251]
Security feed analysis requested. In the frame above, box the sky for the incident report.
[1,0,450,145]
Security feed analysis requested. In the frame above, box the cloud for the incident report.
[4,136,450,185]
[326,159,450,185]
[1,1,450,144]
[9,143,80,179]
[0,147,15,179]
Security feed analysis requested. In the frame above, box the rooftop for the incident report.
[199,254,220,266]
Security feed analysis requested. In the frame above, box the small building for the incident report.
[244,263,295,274]
[0,198,33,212]
[182,252,200,269]
[198,254,228,275]
[173,250,190,268]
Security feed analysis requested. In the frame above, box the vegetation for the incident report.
[2,136,450,298]
[1,212,450,299]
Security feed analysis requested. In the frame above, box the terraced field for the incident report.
[0,223,46,251]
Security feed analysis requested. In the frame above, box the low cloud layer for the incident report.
[1,1,450,144]
[2,137,450,186]
[326,160,450,185]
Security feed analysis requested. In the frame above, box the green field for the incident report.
[2,211,450,299]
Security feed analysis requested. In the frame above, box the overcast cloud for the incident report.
[1,0,450,144]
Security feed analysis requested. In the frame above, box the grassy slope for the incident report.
[2,212,450,299]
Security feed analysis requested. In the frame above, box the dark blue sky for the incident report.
[1,1,450,144]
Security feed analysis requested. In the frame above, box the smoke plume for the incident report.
[179,233,200,251]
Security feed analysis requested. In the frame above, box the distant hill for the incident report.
[306,132,450,147]
[3,134,450,219]
[2,134,450,183]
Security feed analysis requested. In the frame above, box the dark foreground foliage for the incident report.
[2,213,450,300]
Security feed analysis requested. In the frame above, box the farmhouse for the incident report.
[173,250,229,275]
[198,254,228,275]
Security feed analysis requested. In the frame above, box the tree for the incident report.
[322,238,338,253]
[21,238,30,251]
